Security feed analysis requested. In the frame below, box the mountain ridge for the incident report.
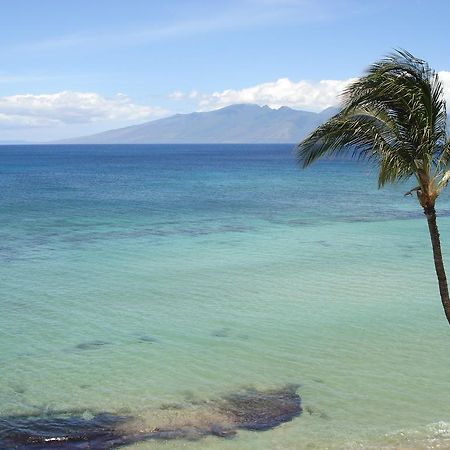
[55,104,340,144]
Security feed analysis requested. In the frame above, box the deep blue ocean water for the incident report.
[1,144,450,449]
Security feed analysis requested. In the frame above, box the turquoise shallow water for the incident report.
[1,144,450,449]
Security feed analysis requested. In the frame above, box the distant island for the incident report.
[55,104,339,145]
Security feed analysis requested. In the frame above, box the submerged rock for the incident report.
[219,385,302,430]
[9,382,26,395]
[75,340,111,351]
[304,404,330,420]
[0,385,302,448]
[137,335,158,343]
[0,413,132,449]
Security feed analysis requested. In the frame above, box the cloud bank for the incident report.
[173,77,356,112]
[0,91,165,129]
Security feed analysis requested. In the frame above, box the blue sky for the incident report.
[1,0,449,141]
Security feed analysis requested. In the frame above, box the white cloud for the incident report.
[192,77,356,112]
[170,89,200,101]
[438,71,450,106]
[0,91,166,129]
[169,91,185,100]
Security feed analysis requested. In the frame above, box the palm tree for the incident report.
[297,50,450,325]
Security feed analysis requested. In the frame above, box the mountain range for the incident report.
[57,104,339,144]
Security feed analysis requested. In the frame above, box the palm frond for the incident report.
[298,49,449,196]
[437,169,450,193]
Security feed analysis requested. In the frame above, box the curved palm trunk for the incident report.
[424,206,450,325]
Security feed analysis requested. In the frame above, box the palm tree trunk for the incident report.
[424,205,450,325]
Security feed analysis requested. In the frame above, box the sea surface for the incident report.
[1,144,450,449]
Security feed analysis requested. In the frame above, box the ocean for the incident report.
[1,144,450,449]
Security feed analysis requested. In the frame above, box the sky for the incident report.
[1,0,450,141]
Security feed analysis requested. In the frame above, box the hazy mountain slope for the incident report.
[57,104,341,144]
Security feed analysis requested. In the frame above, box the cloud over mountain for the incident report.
[172,77,356,112]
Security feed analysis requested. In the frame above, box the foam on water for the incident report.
[1,144,450,449]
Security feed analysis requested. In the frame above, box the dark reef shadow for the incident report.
[218,384,302,431]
